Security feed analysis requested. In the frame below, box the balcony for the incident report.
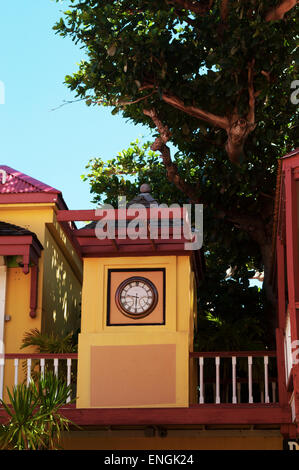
[0,351,291,428]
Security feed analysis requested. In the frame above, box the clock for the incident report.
[115,276,158,319]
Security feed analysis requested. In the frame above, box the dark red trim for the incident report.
[276,236,286,329]
[190,351,276,358]
[0,403,290,427]
[0,233,43,317]
[55,404,291,427]
[0,193,62,205]
[275,328,289,407]
[57,208,186,222]
[29,265,38,318]
[4,353,78,359]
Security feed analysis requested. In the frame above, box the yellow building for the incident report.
[0,171,296,450]
[0,165,82,396]
[54,187,290,450]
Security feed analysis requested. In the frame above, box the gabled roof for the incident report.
[0,165,60,194]
[0,165,68,209]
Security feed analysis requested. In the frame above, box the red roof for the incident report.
[0,165,60,194]
[0,165,68,210]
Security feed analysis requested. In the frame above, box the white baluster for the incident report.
[40,358,45,379]
[272,382,276,403]
[215,357,220,404]
[54,358,59,378]
[232,357,237,404]
[264,356,270,403]
[27,358,32,386]
[248,356,253,403]
[14,359,19,386]
[66,358,72,404]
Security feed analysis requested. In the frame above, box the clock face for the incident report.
[115,276,158,319]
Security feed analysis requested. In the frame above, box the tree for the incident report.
[53,1,298,314]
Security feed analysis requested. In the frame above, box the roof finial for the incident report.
[140,183,151,194]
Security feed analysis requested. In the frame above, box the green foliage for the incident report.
[195,248,266,351]
[20,328,77,354]
[53,0,297,162]
[20,329,78,394]
[0,373,76,450]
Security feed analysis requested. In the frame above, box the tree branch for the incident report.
[143,108,199,202]
[161,92,229,129]
[247,59,256,125]
[220,0,229,21]
[266,0,297,21]
[118,90,157,106]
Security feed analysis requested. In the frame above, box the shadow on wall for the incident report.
[41,229,81,338]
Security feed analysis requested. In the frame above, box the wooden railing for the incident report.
[0,353,78,403]
[1,351,278,407]
[190,351,277,405]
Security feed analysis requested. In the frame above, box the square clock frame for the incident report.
[107,268,166,326]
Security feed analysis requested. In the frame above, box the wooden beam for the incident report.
[53,404,291,427]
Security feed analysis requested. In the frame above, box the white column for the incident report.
[232,357,237,404]
[54,358,59,378]
[248,356,253,403]
[215,357,220,404]
[66,358,72,403]
[26,359,32,386]
[264,356,270,403]
[14,359,19,386]
[199,357,204,404]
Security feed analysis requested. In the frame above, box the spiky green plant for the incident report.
[0,372,76,450]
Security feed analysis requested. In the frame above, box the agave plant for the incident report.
[0,372,76,450]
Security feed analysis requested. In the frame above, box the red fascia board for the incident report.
[0,403,291,427]
[56,404,291,427]
[57,208,187,222]
[0,235,34,246]
[0,245,29,256]
[0,193,61,205]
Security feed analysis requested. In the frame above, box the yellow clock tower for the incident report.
[73,187,203,409]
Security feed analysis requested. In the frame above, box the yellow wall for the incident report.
[77,255,196,409]
[1,203,82,398]
[61,431,283,450]
[41,227,81,337]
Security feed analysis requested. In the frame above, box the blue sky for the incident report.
[0,0,151,209]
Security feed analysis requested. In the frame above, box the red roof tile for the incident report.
[0,165,61,195]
